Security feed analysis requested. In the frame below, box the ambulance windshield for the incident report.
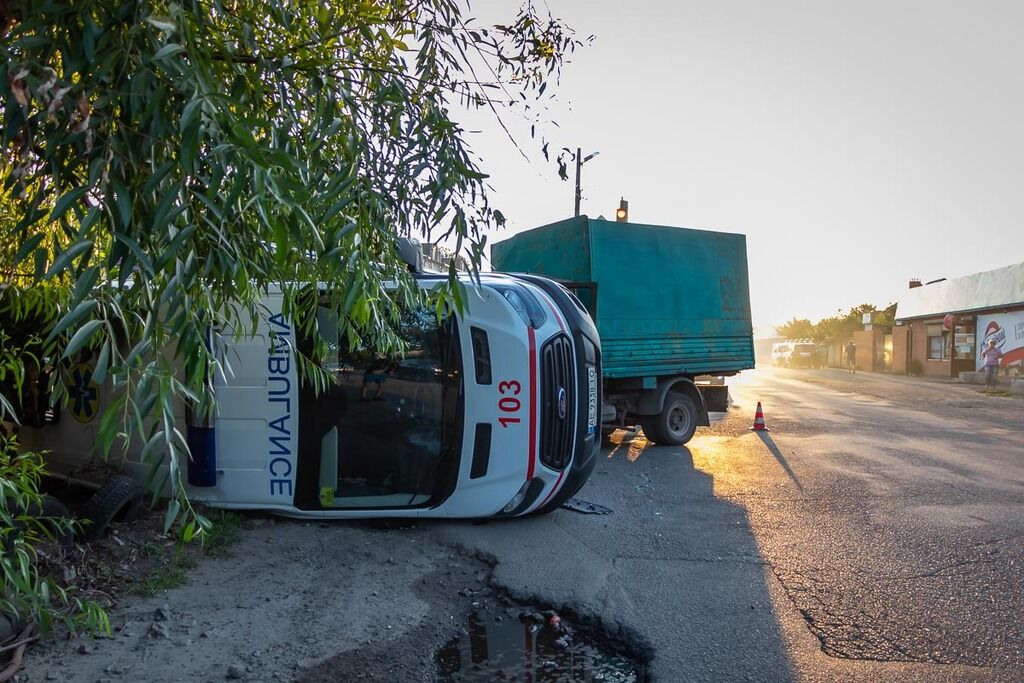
[295,306,463,510]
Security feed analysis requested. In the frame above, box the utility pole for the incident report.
[574,148,599,217]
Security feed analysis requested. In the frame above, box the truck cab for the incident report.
[19,272,602,519]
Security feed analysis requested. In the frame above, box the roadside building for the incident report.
[894,261,1024,379]
[420,242,469,273]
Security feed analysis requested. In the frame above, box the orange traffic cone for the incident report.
[750,401,768,431]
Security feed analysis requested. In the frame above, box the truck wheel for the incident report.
[644,392,698,446]
[81,475,145,540]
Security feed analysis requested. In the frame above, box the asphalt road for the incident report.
[439,366,1024,682]
[23,366,1024,682]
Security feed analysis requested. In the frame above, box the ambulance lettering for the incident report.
[267,313,294,497]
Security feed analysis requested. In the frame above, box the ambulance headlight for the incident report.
[502,480,532,514]
[491,284,547,329]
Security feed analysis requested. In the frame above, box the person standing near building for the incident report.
[981,339,1003,388]
[845,340,857,374]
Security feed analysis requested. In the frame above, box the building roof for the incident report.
[896,261,1024,321]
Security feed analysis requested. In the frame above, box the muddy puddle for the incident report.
[437,609,644,682]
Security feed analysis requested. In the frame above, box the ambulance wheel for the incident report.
[81,476,145,540]
[35,495,75,548]
[643,393,697,446]
[3,494,75,553]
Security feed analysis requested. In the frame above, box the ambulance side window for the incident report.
[295,305,459,510]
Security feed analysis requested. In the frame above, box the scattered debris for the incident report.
[561,498,613,515]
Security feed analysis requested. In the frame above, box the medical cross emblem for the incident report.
[68,363,99,423]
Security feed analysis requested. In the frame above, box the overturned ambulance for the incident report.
[19,268,602,520]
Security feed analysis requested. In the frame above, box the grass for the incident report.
[200,509,245,558]
[128,510,246,596]
[129,550,198,596]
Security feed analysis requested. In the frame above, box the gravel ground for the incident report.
[18,519,492,683]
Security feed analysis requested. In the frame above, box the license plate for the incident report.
[587,367,598,435]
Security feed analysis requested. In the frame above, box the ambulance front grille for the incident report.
[540,334,574,471]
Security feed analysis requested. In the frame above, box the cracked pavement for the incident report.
[440,366,1024,681]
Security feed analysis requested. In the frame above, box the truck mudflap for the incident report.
[698,383,729,413]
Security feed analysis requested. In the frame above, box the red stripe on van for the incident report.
[537,471,566,509]
[527,327,537,480]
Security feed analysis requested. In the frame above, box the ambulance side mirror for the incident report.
[396,237,423,273]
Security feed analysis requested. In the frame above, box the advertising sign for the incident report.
[976,311,1024,370]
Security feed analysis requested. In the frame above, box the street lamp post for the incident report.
[574,147,600,217]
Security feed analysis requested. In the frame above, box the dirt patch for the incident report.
[21,518,492,682]
[31,500,245,615]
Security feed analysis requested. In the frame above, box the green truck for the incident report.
[491,216,754,445]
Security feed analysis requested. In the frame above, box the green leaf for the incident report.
[145,16,177,33]
[141,161,177,196]
[45,240,93,279]
[50,187,89,222]
[114,234,155,276]
[71,266,101,304]
[154,224,196,272]
[140,430,164,463]
[181,120,201,174]
[153,43,185,61]
[112,179,132,229]
[61,319,103,360]
[180,97,203,134]
[13,233,45,266]
[33,248,47,280]
[92,339,111,384]
[45,299,98,344]
[163,499,181,535]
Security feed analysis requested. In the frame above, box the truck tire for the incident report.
[642,392,698,446]
[81,475,145,540]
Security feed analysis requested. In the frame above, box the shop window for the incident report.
[953,324,975,360]
[926,324,949,361]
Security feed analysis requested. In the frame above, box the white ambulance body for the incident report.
[22,272,602,518]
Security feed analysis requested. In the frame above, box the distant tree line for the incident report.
[775,303,897,343]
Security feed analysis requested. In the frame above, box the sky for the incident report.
[457,0,1024,337]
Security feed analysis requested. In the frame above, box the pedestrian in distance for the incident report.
[981,339,1003,388]
[845,340,856,374]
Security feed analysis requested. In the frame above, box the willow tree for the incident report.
[0,0,580,611]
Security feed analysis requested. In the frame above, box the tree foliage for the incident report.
[1,0,581,525]
[776,303,897,343]
[0,0,583,634]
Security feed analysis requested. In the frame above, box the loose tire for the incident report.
[81,475,145,540]
[641,392,698,446]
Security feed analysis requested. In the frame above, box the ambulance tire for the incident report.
[2,494,75,554]
[81,476,145,540]
[642,393,697,446]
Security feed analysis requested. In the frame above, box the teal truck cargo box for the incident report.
[492,216,754,445]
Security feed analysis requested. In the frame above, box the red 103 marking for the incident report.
[498,380,522,427]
